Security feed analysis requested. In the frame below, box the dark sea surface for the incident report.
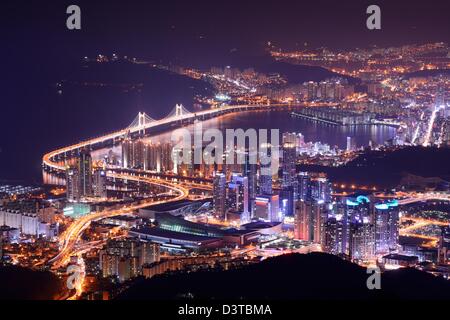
[146,110,395,149]
[0,62,214,183]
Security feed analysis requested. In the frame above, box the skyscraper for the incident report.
[345,195,371,224]
[281,141,297,192]
[294,200,325,243]
[99,239,160,283]
[122,138,133,169]
[310,173,331,203]
[294,200,310,240]
[282,132,298,146]
[227,173,249,223]
[145,142,159,171]
[259,143,273,196]
[307,81,318,100]
[242,150,257,218]
[311,201,326,243]
[280,186,294,217]
[213,171,227,220]
[438,226,450,264]
[93,166,107,198]
[66,150,93,201]
[343,195,375,260]
[122,138,146,169]
[322,201,350,256]
[78,149,93,198]
[66,165,80,202]
[349,220,374,261]
[346,136,356,152]
[281,138,297,217]
[254,194,280,222]
[322,215,336,253]
[298,171,311,201]
[374,200,399,255]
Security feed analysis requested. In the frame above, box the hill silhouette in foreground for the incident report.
[0,266,67,300]
[118,253,450,300]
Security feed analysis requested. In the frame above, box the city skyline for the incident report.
[1,0,450,308]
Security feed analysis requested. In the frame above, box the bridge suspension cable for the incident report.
[162,104,192,120]
[127,112,155,130]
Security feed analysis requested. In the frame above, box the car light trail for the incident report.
[423,108,438,147]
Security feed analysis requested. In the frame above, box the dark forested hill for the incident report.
[117,252,450,300]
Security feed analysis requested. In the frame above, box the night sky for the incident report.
[5,0,450,64]
[2,0,450,183]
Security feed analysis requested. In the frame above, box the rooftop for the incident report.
[105,215,140,221]
[383,254,418,262]
[242,221,282,230]
[130,226,220,243]
[142,199,196,212]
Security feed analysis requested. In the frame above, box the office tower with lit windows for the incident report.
[438,226,450,264]
[254,194,280,222]
[298,171,311,201]
[320,201,350,256]
[312,201,326,244]
[322,215,342,254]
[322,197,375,260]
[297,133,305,146]
[66,166,80,202]
[66,150,93,201]
[346,136,356,152]
[282,132,299,146]
[280,186,294,217]
[310,173,332,203]
[281,140,297,192]
[99,239,160,283]
[242,150,257,218]
[374,200,399,255]
[319,81,332,100]
[349,220,374,261]
[334,82,345,101]
[227,173,249,223]
[135,140,146,169]
[78,149,93,198]
[259,143,273,196]
[144,142,159,171]
[307,81,318,100]
[259,171,273,196]
[281,138,297,217]
[345,195,371,224]
[122,138,133,168]
[122,138,146,169]
[294,201,310,240]
[141,241,161,265]
[294,199,325,243]
[344,195,375,260]
[160,142,175,172]
[213,172,227,220]
[93,166,107,198]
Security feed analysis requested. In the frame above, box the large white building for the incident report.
[0,208,54,237]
